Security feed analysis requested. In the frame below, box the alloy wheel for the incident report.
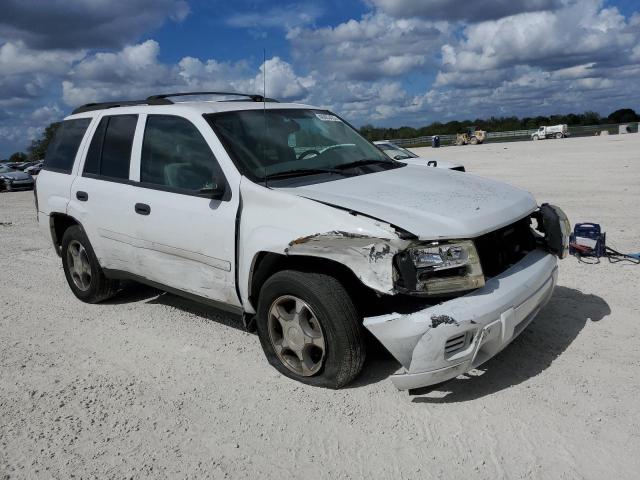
[267,295,326,376]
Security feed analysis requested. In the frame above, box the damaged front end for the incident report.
[360,204,569,390]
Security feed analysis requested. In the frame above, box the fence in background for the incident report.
[386,122,639,147]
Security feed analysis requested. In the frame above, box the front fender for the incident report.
[237,178,409,313]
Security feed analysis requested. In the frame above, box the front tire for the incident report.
[532,135,539,141]
[256,270,366,388]
[61,225,119,303]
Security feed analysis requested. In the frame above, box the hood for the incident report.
[278,165,537,239]
[401,156,463,170]
[0,170,32,181]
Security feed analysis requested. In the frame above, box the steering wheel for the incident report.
[298,149,321,160]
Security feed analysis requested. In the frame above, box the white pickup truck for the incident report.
[35,92,570,391]
[532,124,569,140]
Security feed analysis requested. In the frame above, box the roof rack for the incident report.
[146,92,279,104]
[71,91,278,115]
[72,100,147,114]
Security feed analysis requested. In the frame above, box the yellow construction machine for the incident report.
[455,126,486,145]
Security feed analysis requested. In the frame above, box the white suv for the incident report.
[36,92,570,390]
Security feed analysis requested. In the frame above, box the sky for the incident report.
[1,0,639,158]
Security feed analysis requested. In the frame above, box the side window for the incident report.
[83,115,137,180]
[43,118,91,173]
[140,115,223,193]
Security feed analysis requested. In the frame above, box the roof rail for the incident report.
[72,100,148,114]
[71,91,278,115]
[146,92,279,104]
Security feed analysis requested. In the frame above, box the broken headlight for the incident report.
[394,240,485,296]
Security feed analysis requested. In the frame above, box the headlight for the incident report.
[394,240,485,296]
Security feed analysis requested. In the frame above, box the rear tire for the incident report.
[469,136,478,145]
[256,270,366,388]
[555,132,563,139]
[61,225,119,303]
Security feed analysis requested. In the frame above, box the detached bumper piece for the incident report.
[363,249,558,390]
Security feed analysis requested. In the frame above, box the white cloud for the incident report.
[366,0,564,21]
[288,12,451,80]
[423,0,640,119]
[439,1,635,74]
[62,43,314,106]
[0,41,83,76]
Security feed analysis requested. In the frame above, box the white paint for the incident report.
[363,249,558,390]
[279,165,538,240]
[237,178,405,312]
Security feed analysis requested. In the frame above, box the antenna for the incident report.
[263,48,268,188]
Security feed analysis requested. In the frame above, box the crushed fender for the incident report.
[285,230,408,294]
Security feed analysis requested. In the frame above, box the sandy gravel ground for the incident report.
[1,134,639,479]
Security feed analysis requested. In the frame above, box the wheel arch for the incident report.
[49,213,82,256]
[247,251,374,314]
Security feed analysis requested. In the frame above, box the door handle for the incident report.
[76,191,88,201]
[135,203,151,215]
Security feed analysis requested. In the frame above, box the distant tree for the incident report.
[358,109,635,141]
[28,121,61,160]
[9,152,28,163]
[607,108,638,124]
[580,111,602,125]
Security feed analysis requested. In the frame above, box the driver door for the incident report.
[131,114,240,308]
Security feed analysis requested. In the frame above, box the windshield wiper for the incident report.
[335,158,395,170]
[264,168,355,180]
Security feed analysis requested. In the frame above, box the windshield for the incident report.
[206,109,397,182]
[377,143,417,160]
[0,166,14,173]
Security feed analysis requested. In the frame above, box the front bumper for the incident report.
[363,249,558,390]
[2,178,34,190]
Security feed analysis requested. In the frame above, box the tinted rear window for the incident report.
[43,118,91,173]
[83,115,137,180]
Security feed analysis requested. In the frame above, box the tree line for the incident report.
[2,108,638,162]
[359,108,639,141]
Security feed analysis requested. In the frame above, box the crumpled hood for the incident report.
[0,170,32,181]
[278,165,537,239]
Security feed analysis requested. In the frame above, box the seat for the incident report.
[163,163,209,191]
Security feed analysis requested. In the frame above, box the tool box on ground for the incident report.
[569,223,606,257]
[569,222,639,264]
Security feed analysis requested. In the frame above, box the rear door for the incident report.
[68,114,142,272]
[131,113,240,306]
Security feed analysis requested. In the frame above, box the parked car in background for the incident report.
[17,161,39,171]
[25,161,44,176]
[0,165,34,191]
[36,92,569,391]
[374,141,465,172]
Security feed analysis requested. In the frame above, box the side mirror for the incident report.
[198,180,226,199]
[393,154,404,160]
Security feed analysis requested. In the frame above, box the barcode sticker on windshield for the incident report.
[316,113,341,122]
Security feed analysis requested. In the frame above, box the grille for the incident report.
[474,217,536,278]
[445,332,469,355]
